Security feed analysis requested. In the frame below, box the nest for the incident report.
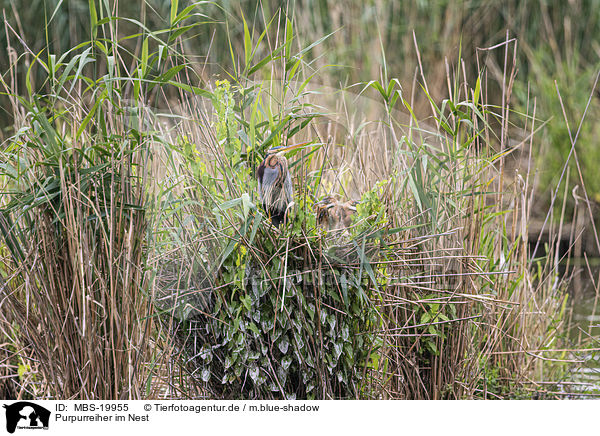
[156,228,382,399]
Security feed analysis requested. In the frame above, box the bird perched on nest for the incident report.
[315,195,359,230]
[256,142,311,227]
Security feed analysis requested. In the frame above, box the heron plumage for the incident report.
[256,141,314,227]
[256,152,294,227]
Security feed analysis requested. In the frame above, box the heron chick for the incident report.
[315,195,359,230]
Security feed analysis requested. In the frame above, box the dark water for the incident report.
[565,268,600,396]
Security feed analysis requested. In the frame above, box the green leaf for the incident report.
[277,335,289,354]
[281,355,292,371]
[69,47,94,93]
[168,24,197,43]
[248,364,259,383]
[141,37,149,78]
[168,80,213,101]
[247,44,286,76]
[17,364,30,380]
[172,4,204,26]
[241,192,253,220]
[89,0,98,39]
[157,44,167,68]
[248,322,260,336]
[340,271,349,307]
[242,13,251,68]
[285,18,293,60]
[76,88,107,139]
[170,0,179,26]
[248,212,262,246]
[241,295,251,311]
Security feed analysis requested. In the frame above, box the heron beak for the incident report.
[316,201,336,209]
[268,141,315,154]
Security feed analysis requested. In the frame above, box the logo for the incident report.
[2,402,50,434]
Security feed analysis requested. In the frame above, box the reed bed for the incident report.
[0,2,594,399]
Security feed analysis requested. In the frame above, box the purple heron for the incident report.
[256,142,311,227]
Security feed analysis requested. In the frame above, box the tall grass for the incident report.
[0,1,198,398]
[2,1,599,225]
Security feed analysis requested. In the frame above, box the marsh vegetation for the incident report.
[0,1,598,399]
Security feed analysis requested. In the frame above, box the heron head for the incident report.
[315,195,339,209]
[346,200,361,211]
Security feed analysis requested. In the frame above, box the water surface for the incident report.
[565,267,600,396]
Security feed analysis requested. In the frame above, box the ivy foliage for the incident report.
[177,225,381,399]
